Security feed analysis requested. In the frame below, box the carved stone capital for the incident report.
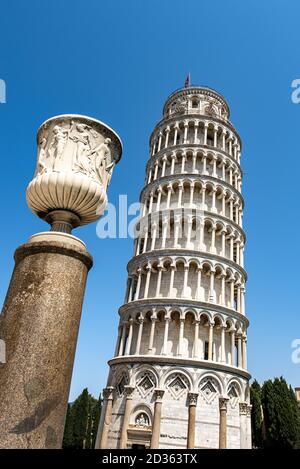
[219,397,229,411]
[188,392,199,406]
[124,385,135,399]
[103,386,115,401]
[239,402,248,415]
[154,388,165,402]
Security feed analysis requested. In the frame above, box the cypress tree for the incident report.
[289,385,300,449]
[261,379,276,447]
[250,380,263,448]
[85,398,93,449]
[72,388,90,449]
[91,394,103,448]
[62,403,74,449]
[261,377,300,448]
[62,389,104,449]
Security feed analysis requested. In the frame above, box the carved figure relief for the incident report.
[135,413,150,427]
[35,118,119,190]
[204,103,217,117]
[171,98,188,115]
[49,125,69,171]
[70,123,92,166]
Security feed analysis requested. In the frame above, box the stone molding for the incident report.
[14,241,93,270]
[219,396,229,411]
[119,297,249,327]
[141,172,244,207]
[146,144,243,175]
[150,114,241,149]
[108,355,251,380]
[127,248,247,282]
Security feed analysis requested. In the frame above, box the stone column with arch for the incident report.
[97,387,115,449]
[187,392,198,449]
[150,389,165,449]
[219,397,229,449]
[119,385,135,449]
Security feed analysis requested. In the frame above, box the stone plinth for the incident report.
[0,234,92,448]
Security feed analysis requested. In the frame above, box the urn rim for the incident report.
[37,113,123,162]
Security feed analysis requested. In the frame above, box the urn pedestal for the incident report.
[0,114,122,448]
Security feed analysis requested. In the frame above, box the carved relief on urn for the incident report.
[26,114,122,232]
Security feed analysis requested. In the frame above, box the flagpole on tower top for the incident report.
[184,73,191,88]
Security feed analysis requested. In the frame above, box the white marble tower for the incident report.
[96,86,251,449]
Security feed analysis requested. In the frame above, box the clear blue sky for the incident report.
[0,0,299,401]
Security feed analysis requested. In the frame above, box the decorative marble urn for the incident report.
[26,114,122,232]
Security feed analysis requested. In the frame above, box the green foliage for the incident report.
[91,394,103,449]
[72,388,89,449]
[62,388,103,449]
[250,380,263,448]
[62,403,74,449]
[252,377,300,449]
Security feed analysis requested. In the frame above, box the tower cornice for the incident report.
[118,298,249,327]
[127,249,248,281]
[136,208,246,243]
[150,113,241,149]
[108,355,251,381]
[163,86,230,117]
[140,173,245,208]
[146,144,244,176]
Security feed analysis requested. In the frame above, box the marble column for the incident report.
[125,319,134,355]
[193,320,200,358]
[219,397,229,449]
[134,269,142,300]
[98,387,115,448]
[220,326,226,363]
[144,264,152,298]
[230,329,236,366]
[0,235,92,449]
[208,322,214,360]
[246,405,252,449]
[178,318,185,356]
[114,325,123,357]
[239,402,248,449]
[237,334,243,368]
[187,393,198,449]
[135,317,144,355]
[119,385,135,449]
[118,323,127,356]
[150,389,164,449]
[148,317,157,354]
[242,336,247,369]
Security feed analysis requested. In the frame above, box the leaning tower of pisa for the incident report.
[96,85,251,449]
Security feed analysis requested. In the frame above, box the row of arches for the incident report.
[135,213,245,267]
[125,257,246,314]
[116,308,247,368]
[150,119,241,163]
[146,149,242,192]
[141,178,243,227]
[112,365,248,399]
[100,364,251,448]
